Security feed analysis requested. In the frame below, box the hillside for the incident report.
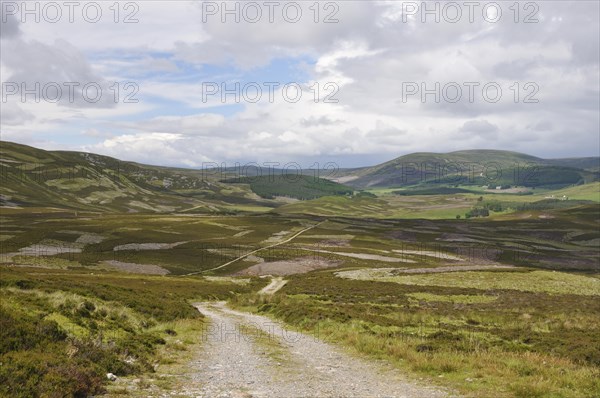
[222,175,353,200]
[0,141,276,213]
[334,149,599,188]
[1,142,598,213]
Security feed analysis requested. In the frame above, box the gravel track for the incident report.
[185,302,452,398]
[258,277,288,294]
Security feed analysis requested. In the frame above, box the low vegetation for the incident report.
[222,175,353,200]
[0,267,264,397]
[336,268,600,296]
[393,187,476,195]
[230,270,600,397]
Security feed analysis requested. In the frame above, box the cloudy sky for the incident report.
[1,0,598,167]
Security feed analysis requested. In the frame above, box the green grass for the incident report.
[230,270,600,397]
[275,186,599,220]
[543,182,600,202]
[275,192,483,219]
[220,204,276,213]
[406,292,498,304]
[337,269,600,296]
[392,187,476,195]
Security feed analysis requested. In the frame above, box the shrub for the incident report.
[465,208,490,218]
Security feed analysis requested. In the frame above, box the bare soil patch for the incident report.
[392,249,463,261]
[310,250,416,263]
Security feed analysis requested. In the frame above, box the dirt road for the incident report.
[258,277,288,294]
[184,302,452,398]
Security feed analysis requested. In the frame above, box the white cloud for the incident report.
[458,120,499,138]
[1,1,598,164]
[125,113,226,135]
[0,102,34,126]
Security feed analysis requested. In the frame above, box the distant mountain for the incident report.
[546,157,600,172]
[1,142,598,211]
[332,149,599,189]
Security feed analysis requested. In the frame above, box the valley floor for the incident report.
[2,206,599,397]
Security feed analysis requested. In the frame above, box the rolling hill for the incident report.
[0,141,353,212]
[0,141,279,213]
[1,142,598,214]
[332,149,599,188]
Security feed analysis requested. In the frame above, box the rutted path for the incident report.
[183,301,451,398]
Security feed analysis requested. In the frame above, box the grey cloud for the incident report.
[363,121,408,146]
[493,58,540,80]
[1,38,117,109]
[529,120,553,132]
[458,120,499,139]
[0,10,20,39]
[300,116,342,127]
[0,102,34,125]
[175,2,379,69]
